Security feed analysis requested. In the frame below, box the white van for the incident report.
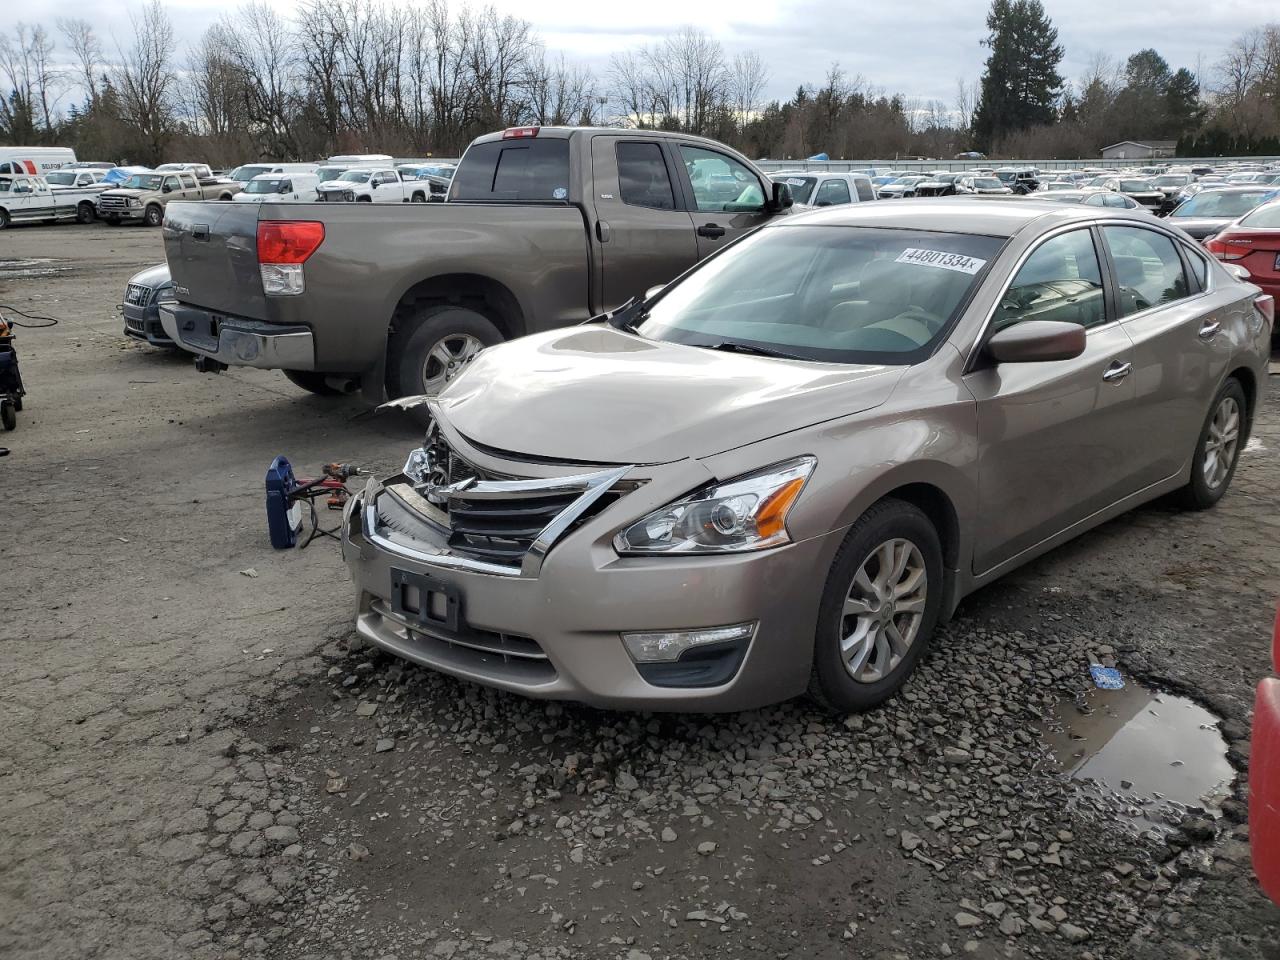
[0,146,76,176]
[233,172,321,203]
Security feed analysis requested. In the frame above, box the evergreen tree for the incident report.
[972,0,1064,149]
[1165,68,1205,138]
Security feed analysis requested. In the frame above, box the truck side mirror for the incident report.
[162,185,172,194]
[768,181,794,213]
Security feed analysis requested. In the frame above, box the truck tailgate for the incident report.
[163,200,266,319]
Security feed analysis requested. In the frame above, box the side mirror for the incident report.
[162,185,172,193]
[986,320,1086,363]
[644,284,666,301]
[768,181,794,213]
[1223,262,1251,282]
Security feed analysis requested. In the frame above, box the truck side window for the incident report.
[815,179,851,206]
[679,146,764,213]
[854,178,875,202]
[164,175,181,191]
[616,142,675,210]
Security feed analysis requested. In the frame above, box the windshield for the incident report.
[1044,181,1073,190]
[245,179,286,194]
[996,170,1024,182]
[633,225,1004,365]
[1119,179,1154,192]
[1173,190,1273,218]
[335,171,371,184]
[1238,202,1280,228]
[46,172,76,186]
[316,168,347,183]
[1155,175,1190,187]
[122,174,162,190]
[230,165,273,182]
[773,175,817,204]
[972,178,1003,189]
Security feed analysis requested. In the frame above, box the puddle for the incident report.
[1039,683,1234,832]
[0,258,71,280]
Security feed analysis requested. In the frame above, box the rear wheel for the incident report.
[1176,378,1246,510]
[76,202,95,224]
[808,499,943,712]
[282,370,345,396]
[357,196,372,202]
[144,204,163,227]
[389,304,503,399]
[1,400,15,431]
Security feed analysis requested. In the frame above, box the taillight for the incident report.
[1205,235,1249,260]
[502,126,540,139]
[257,221,324,296]
[257,220,324,263]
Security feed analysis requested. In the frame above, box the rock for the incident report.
[661,827,677,843]
[1059,923,1091,943]
[1047,905,1067,923]
[900,831,924,852]
[240,568,259,578]
[805,806,824,822]
[616,771,639,791]
[999,914,1025,936]
[345,842,371,861]
[325,776,348,794]
[264,825,299,845]
[697,841,717,856]
[955,912,983,928]
[355,702,378,717]
[375,738,395,753]
[944,747,972,764]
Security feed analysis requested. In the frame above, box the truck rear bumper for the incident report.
[159,303,314,369]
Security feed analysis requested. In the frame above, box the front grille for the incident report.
[448,491,586,563]
[125,283,151,306]
[98,196,130,210]
[125,315,147,333]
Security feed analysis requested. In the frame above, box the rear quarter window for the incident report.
[451,139,571,201]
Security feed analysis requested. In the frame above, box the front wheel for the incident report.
[76,202,96,224]
[144,204,163,227]
[1176,378,1246,510]
[411,192,426,203]
[808,499,944,712]
[1,400,15,431]
[0,209,9,229]
[390,305,503,399]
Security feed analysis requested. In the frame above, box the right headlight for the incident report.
[614,457,816,556]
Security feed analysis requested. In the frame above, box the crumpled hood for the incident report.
[435,326,904,465]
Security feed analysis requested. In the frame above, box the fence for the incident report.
[753,157,1280,174]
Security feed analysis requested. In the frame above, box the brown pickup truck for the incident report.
[159,127,794,399]
[98,169,240,227]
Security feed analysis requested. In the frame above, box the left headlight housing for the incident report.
[615,456,815,556]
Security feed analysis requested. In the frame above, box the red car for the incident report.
[1206,201,1280,320]
[1253,607,1280,903]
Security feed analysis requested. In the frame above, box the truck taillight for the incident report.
[257,220,325,264]
[257,221,324,296]
[502,126,540,139]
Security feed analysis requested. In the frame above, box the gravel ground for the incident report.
[1,224,1278,960]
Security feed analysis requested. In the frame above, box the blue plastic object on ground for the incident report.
[1089,663,1125,689]
[265,456,301,549]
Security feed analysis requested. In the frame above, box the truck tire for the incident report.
[0,209,9,229]
[283,370,344,396]
[144,204,163,227]
[76,201,96,224]
[357,196,372,202]
[410,192,426,203]
[390,305,503,399]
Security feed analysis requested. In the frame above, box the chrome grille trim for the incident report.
[125,283,151,306]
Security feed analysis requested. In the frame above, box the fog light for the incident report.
[621,622,756,663]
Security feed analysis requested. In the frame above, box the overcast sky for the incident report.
[29,0,1277,107]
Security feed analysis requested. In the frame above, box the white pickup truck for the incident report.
[0,173,102,228]
[315,166,429,203]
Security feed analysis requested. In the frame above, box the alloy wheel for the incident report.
[420,333,484,395]
[1203,394,1241,489]
[839,538,928,684]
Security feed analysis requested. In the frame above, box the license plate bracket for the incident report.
[390,568,461,633]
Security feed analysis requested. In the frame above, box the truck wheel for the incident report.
[411,192,426,203]
[357,196,372,202]
[76,201,96,224]
[0,209,9,229]
[391,305,503,399]
[144,204,163,227]
[283,370,344,396]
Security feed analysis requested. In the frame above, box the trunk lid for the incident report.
[163,200,266,319]
[437,326,904,464]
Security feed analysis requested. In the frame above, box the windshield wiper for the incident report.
[606,297,648,332]
[700,340,806,361]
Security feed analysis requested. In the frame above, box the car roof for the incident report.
[777,197,1153,238]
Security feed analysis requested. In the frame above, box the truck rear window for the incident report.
[451,139,570,201]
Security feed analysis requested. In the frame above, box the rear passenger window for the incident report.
[1102,226,1190,317]
[452,139,571,201]
[993,229,1106,331]
[616,142,675,210]
[815,179,851,206]
[854,178,875,202]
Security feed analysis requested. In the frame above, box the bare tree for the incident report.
[0,24,63,138]
[728,51,768,132]
[58,18,103,108]
[113,0,178,161]
[216,3,299,157]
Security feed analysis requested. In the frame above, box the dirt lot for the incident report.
[1,223,1278,960]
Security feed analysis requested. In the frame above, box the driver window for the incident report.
[992,229,1106,331]
[815,179,851,206]
[680,146,765,213]
[280,181,291,193]
[163,175,180,191]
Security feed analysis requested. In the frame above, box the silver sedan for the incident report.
[344,200,1272,712]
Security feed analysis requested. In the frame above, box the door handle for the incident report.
[595,220,610,243]
[1198,319,1221,340]
[697,223,727,239]
[1102,361,1132,383]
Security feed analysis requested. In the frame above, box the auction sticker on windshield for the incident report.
[895,248,987,274]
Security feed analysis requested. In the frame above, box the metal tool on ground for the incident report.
[265,457,362,549]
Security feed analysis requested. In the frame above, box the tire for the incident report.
[1,400,14,432]
[1176,377,1247,510]
[411,192,426,203]
[389,304,503,399]
[808,498,944,712]
[144,204,163,227]
[357,196,372,202]
[0,209,9,229]
[76,202,96,224]
[283,370,344,396]
[12,395,21,412]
